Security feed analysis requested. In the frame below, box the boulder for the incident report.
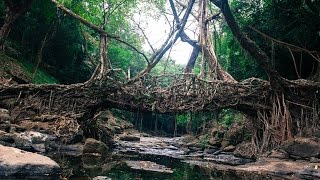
[223,145,236,152]
[83,138,109,155]
[0,109,11,132]
[208,137,222,146]
[282,138,320,159]
[0,145,60,176]
[0,130,15,145]
[233,142,256,159]
[13,131,53,151]
[0,108,10,122]
[223,119,250,146]
[119,135,140,142]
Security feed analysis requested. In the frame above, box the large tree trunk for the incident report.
[210,0,282,88]
[199,0,235,82]
[91,33,111,81]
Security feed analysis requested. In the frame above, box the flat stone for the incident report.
[268,150,288,159]
[204,154,253,166]
[93,176,112,180]
[310,157,320,163]
[125,160,173,174]
[186,158,320,179]
[119,135,140,142]
[0,145,60,176]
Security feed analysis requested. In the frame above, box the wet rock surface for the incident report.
[0,145,60,176]
[204,154,253,165]
[114,134,320,179]
[186,158,320,179]
[125,160,173,174]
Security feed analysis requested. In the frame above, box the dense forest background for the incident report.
[0,0,320,136]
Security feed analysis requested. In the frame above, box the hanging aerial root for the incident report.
[252,93,292,154]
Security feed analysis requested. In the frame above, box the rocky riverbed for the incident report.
[1,106,320,179]
[113,134,320,179]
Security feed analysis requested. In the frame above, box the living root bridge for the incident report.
[0,74,272,116]
[2,73,320,153]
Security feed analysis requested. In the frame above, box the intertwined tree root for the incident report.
[1,73,320,153]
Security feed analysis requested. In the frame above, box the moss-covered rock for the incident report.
[83,138,109,155]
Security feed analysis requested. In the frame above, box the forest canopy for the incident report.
[1,0,319,83]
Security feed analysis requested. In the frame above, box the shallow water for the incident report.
[48,152,214,180]
[1,136,243,179]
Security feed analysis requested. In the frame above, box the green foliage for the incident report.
[176,113,190,126]
[229,0,320,79]
[199,134,209,147]
[218,109,243,128]
[19,61,59,84]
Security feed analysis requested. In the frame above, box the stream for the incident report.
[46,135,253,179]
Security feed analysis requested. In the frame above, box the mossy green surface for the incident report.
[0,53,59,84]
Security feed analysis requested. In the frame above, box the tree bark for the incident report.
[210,0,282,87]
[184,45,200,73]
[199,0,235,82]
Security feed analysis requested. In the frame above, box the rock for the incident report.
[82,154,105,169]
[208,137,222,146]
[188,146,203,152]
[204,147,219,154]
[0,108,10,122]
[96,110,134,135]
[119,135,140,142]
[310,157,320,163]
[204,154,253,166]
[233,142,256,159]
[0,130,15,144]
[282,138,320,159]
[0,109,11,132]
[223,145,236,152]
[298,168,320,179]
[220,140,230,149]
[83,138,109,155]
[223,119,249,146]
[167,145,178,150]
[13,131,52,151]
[0,145,60,176]
[125,160,173,174]
[187,140,203,148]
[93,176,111,180]
[268,150,289,159]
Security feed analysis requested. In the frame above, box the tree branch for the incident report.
[51,0,149,64]
[132,19,156,53]
[210,0,282,88]
[130,0,196,82]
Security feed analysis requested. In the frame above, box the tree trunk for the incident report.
[0,0,33,48]
[33,22,57,78]
[184,45,200,73]
[210,0,282,88]
[199,0,236,82]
